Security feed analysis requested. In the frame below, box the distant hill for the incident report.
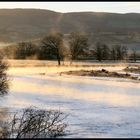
[0,9,140,51]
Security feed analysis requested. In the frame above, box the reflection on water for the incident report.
[0,69,140,137]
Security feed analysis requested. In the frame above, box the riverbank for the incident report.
[61,69,140,81]
[124,66,140,74]
[4,59,140,67]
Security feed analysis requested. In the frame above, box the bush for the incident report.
[0,107,68,138]
[0,58,9,95]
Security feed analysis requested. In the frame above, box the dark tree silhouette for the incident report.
[68,32,89,64]
[102,44,110,60]
[0,107,68,138]
[15,42,37,59]
[0,57,9,95]
[40,33,64,65]
[115,45,128,60]
[110,47,116,61]
[94,42,103,62]
[131,48,137,62]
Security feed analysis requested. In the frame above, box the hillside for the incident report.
[0,9,140,51]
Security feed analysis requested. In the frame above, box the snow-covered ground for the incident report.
[0,65,140,138]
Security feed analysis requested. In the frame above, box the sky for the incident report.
[0,2,140,13]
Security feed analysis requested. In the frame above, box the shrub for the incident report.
[0,107,68,138]
[0,58,9,95]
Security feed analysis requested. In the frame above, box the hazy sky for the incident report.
[0,2,140,13]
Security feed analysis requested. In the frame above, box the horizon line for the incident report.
[0,8,140,14]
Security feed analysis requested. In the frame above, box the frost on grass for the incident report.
[0,58,9,95]
[0,107,68,138]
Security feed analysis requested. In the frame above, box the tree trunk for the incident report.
[70,56,75,65]
[56,48,61,66]
[70,59,73,65]
[57,54,61,66]
[58,59,61,66]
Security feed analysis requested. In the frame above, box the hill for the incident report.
[0,9,140,51]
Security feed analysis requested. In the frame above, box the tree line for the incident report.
[94,42,128,61]
[1,32,140,65]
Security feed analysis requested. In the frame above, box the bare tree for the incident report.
[40,33,64,66]
[102,44,110,60]
[68,32,89,64]
[110,47,116,61]
[0,57,9,95]
[0,107,68,138]
[115,45,128,60]
[94,42,103,62]
[131,48,137,62]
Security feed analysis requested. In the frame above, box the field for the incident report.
[0,60,140,138]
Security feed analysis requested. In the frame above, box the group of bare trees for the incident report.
[1,32,88,66]
[1,32,139,64]
[38,32,88,65]
[14,42,37,59]
[94,42,128,61]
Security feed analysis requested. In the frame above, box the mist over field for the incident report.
[0,7,140,138]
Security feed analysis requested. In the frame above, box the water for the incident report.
[0,66,140,138]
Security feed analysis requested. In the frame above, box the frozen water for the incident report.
[0,66,140,138]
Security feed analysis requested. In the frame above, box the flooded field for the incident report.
[0,61,140,138]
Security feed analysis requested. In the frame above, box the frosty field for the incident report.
[0,60,140,138]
